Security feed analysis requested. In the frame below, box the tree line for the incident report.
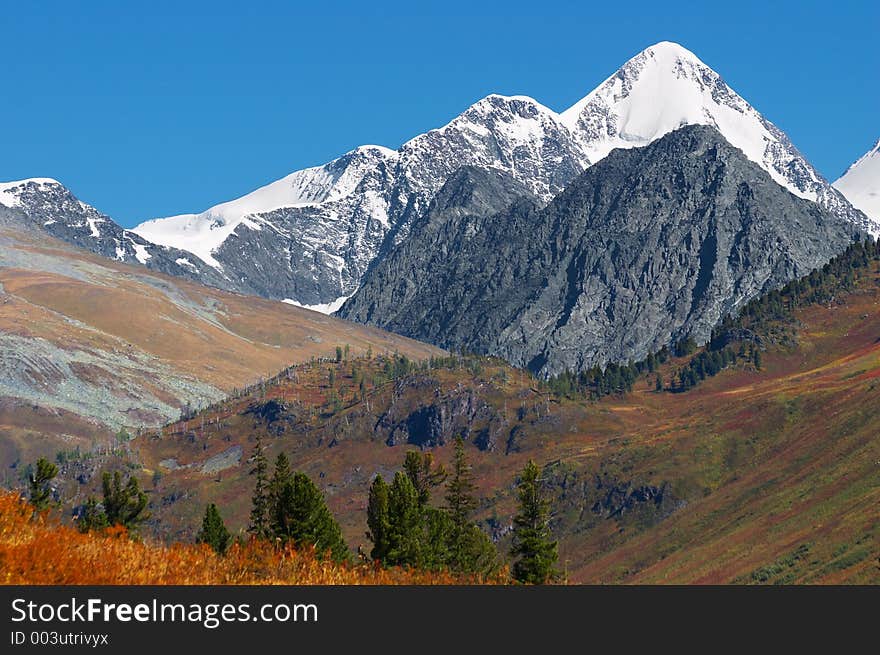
[195,436,559,584]
[547,237,878,399]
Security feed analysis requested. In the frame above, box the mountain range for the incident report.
[2,42,874,316]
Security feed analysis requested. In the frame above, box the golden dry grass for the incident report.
[0,493,498,585]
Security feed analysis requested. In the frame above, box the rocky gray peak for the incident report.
[339,125,863,376]
[0,178,231,289]
[131,93,587,308]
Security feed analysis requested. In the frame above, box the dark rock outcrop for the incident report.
[340,125,863,375]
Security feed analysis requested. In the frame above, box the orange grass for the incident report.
[0,493,499,585]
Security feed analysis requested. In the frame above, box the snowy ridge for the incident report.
[126,41,871,313]
[10,42,869,314]
[0,178,63,208]
[834,138,880,230]
[0,177,233,291]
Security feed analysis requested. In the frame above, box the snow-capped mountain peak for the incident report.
[834,138,880,225]
[560,41,826,203]
[0,178,64,207]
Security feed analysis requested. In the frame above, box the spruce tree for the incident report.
[269,452,293,507]
[77,497,109,533]
[444,438,497,574]
[272,471,349,562]
[366,474,391,561]
[197,503,232,555]
[510,460,558,584]
[101,471,150,532]
[386,471,423,566]
[247,436,270,539]
[29,457,58,512]
[403,451,446,506]
[445,438,476,557]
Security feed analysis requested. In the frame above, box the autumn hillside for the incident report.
[0,492,492,585]
[116,244,880,584]
[0,226,441,471]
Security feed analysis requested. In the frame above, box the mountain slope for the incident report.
[113,246,880,583]
[0,178,232,290]
[130,42,870,308]
[834,138,880,224]
[340,125,862,375]
[0,214,441,469]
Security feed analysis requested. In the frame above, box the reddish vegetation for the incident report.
[0,493,497,585]
[132,264,880,584]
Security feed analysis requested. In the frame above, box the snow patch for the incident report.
[125,235,152,264]
[834,138,880,230]
[282,295,350,315]
[559,41,816,201]
[175,257,198,269]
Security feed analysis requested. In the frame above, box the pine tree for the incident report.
[77,497,109,533]
[29,457,58,512]
[386,471,423,566]
[101,471,150,532]
[445,438,476,556]
[269,452,293,508]
[197,503,232,555]
[753,348,762,370]
[366,475,391,562]
[272,472,349,562]
[510,460,558,584]
[247,436,270,539]
[403,451,446,506]
[444,438,497,574]
[655,373,663,392]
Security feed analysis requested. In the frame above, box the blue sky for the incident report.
[1,0,877,227]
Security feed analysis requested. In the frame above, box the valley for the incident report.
[43,246,880,584]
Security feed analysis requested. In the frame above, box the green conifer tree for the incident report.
[271,471,349,562]
[386,471,423,566]
[444,438,497,574]
[77,497,109,533]
[269,452,293,506]
[101,471,150,533]
[29,457,58,512]
[510,460,558,584]
[445,438,476,555]
[403,451,446,506]
[366,474,391,561]
[247,435,270,539]
[197,503,232,555]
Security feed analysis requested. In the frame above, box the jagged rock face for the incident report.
[0,179,230,289]
[340,125,864,376]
